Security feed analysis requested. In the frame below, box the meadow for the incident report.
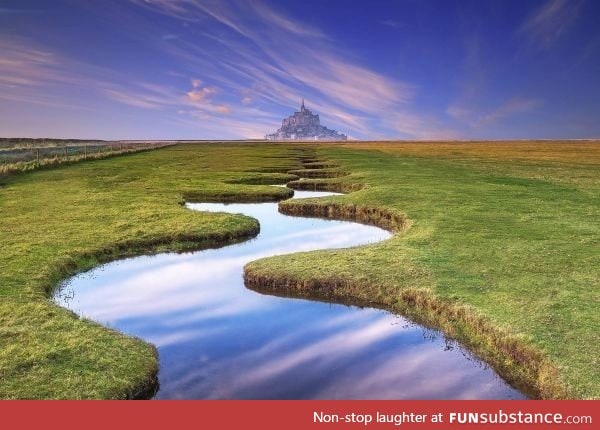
[0,142,598,399]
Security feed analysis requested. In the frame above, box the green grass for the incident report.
[1,141,598,399]
[246,141,599,399]
[0,143,304,398]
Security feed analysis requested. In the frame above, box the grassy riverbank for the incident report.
[247,141,599,399]
[1,141,598,399]
[0,143,302,398]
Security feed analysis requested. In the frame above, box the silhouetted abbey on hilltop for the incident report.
[265,99,347,141]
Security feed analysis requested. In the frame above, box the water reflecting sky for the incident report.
[55,189,525,399]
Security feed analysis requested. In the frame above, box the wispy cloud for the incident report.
[447,97,542,129]
[252,1,327,39]
[0,7,42,14]
[480,98,542,125]
[0,37,66,87]
[383,111,461,140]
[173,111,277,139]
[103,83,178,109]
[0,36,99,109]
[186,86,216,103]
[447,28,542,134]
[125,0,432,138]
[0,35,238,129]
[519,0,581,49]
[1,1,457,139]
[381,20,402,29]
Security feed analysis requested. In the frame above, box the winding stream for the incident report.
[54,189,525,399]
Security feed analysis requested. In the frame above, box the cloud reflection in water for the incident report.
[55,190,524,399]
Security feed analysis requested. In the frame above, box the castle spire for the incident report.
[301,97,305,110]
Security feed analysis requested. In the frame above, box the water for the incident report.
[54,189,525,399]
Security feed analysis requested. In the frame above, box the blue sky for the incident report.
[1,0,599,140]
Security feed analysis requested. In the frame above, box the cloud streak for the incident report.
[0,0,458,139]
[519,0,582,49]
[447,97,542,129]
[5,1,592,139]
[125,0,435,139]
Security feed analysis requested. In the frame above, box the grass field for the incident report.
[0,142,598,399]
[0,144,301,399]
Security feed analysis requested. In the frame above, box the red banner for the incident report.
[1,400,597,430]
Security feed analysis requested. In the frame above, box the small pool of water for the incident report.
[54,189,525,399]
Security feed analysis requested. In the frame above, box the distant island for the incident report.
[266,99,347,141]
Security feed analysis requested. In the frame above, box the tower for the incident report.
[301,97,305,112]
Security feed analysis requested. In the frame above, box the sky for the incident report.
[1,0,599,140]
